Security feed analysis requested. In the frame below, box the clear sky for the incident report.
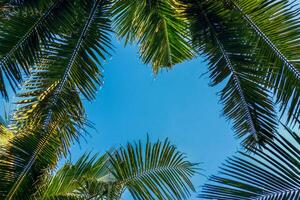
[68,39,240,199]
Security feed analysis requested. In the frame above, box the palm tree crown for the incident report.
[0,0,299,199]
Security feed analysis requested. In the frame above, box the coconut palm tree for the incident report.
[180,0,300,148]
[199,126,300,199]
[1,123,198,200]
[112,0,300,147]
[34,138,197,200]
[0,1,113,199]
[0,0,299,199]
[0,0,298,148]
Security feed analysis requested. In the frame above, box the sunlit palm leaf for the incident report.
[0,0,113,199]
[112,0,194,72]
[109,138,198,200]
[35,138,197,200]
[199,126,300,199]
[0,116,13,148]
[0,122,68,199]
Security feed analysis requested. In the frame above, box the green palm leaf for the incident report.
[0,116,13,148]
[227,0,300,127]
[35,153,113,200]
[0,0,70,98]
[183,0,278,148]
[199,125,300,199]
[34,138,198,200]
[0,0,113,198]
[109,138,198,200]
[112,0,194,72]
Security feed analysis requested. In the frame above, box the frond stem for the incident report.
[200,5,259,141]
[0,0,59,71]
[231,1,300,80]
[42,0,100,128]
[163,19,172,66]
[5,1,101,198]
[5,122,58,200]
[215,36,259,141]
[118,165,189,186]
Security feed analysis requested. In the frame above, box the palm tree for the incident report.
[1,129,197,199]
[0,0,299,198]
[179,0,300,147]
[36,138,197,200]
[113,0,300,147]
[199,126,300,199]
[0,0,298,148]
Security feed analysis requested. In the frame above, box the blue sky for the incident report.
[69,40,240,199]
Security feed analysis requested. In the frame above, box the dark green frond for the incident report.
[0,0,113,198]
[0,0,70,98]
[199,126,300,199]
[183,0,278,148]
[228,0,300,127]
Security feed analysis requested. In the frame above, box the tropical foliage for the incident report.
[181,0,300,147]
[0,0,298,149]
[0,0,299,199]
[199,126,300,199]
[36,138,197,200]
[0,132,198,199]
[112,0,195,72]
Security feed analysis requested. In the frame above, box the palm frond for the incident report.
[228,0,300,127]
[109,138,198,200]
[35,153,114,200]
[0,117,13,147]
[183,0,278,148]
[112,0,194,72]
[36,138,198,200]
[199,125,300,199]
[0,0,113,198]
[0,0,70,98]
[0,122,68,199]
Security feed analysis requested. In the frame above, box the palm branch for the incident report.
[112,0,195,73]
[199,125,300,199]
[227,0,300,127]
[35,138,198,200]
[0,0,72,98]
[109,138,198,200]
[0,0,113,199]
[34,153,113,200]
[182,0,278,148]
